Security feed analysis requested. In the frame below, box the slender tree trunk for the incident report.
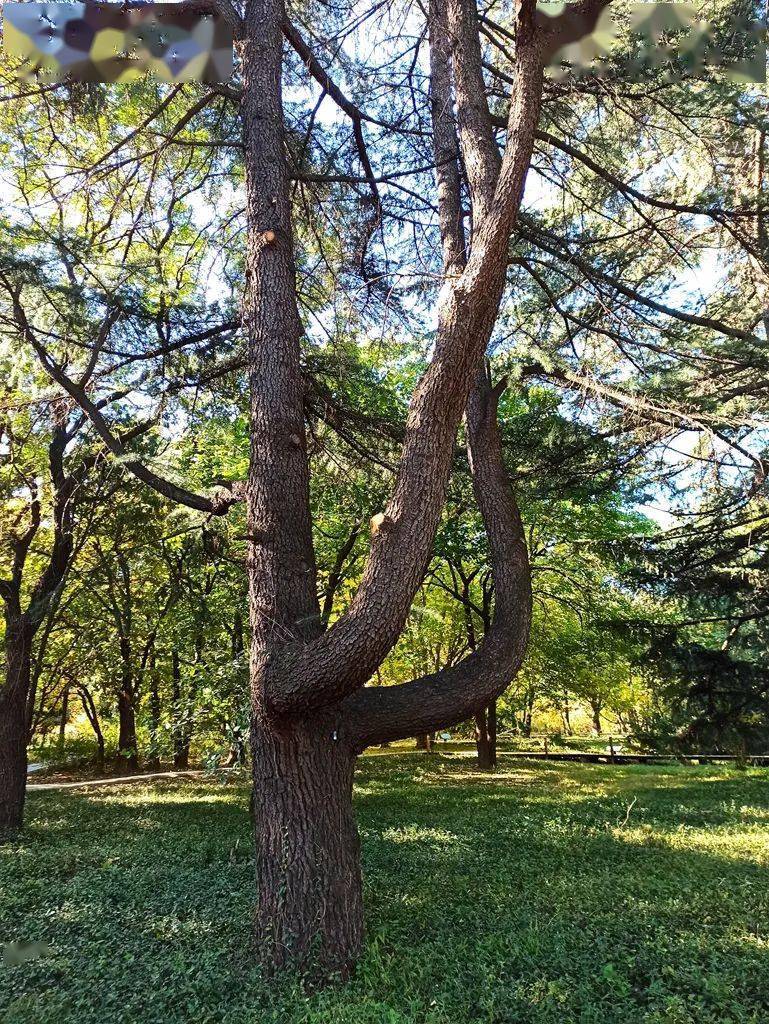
[147,650,161,770]
[475,708,493,769]
[176,732,192,770]
[591,702,602,735]
[0,616,32,834]
[475,702,497,769]
[522,695,533,738]
[117,689,138,772]
[93,718,105,771]
[171,649,190,770]
[116,640,138,771]
[251,719,363,978]
[78,686,106,772]
[488,699,497,766]
[58,685,69,745]
[222,609,246,766]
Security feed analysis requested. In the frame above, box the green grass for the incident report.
[2,753,769,1024]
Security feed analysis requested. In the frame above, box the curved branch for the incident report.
[282,18,382,213]
[5,285,243,516]
[535,130,757,221]
[343,372,532,748]
[520,219,766,347]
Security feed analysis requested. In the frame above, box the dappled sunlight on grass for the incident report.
[380,825,468,848]
[3,754,769,1024]
[608,822,769,865]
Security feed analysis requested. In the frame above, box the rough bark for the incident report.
[239,0,538,973]
[240,0,361,974]
[241,0,321,660]
[244,1,543,721]
[251,717,362,979]
[345,366,532,746]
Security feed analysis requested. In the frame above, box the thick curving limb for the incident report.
[343,369,532,748]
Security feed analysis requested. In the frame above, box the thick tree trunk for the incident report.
[0,616,32,834]
[237,0,541,981]
[415,733,434,752]
[251,719,363,978]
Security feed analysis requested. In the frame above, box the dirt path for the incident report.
[27,770,208,791]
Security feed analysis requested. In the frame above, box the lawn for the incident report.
[2,753,768,1024]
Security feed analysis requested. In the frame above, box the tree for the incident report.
[0,345,120,829]
[234,0,541,974]
[632,492,769,751]
[6,0,768,982]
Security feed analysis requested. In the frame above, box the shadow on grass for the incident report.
[1,757,768,1024]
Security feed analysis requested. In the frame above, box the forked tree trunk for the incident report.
[239,0,538,981]
[250,719,363,978]
[0,617,32,834]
